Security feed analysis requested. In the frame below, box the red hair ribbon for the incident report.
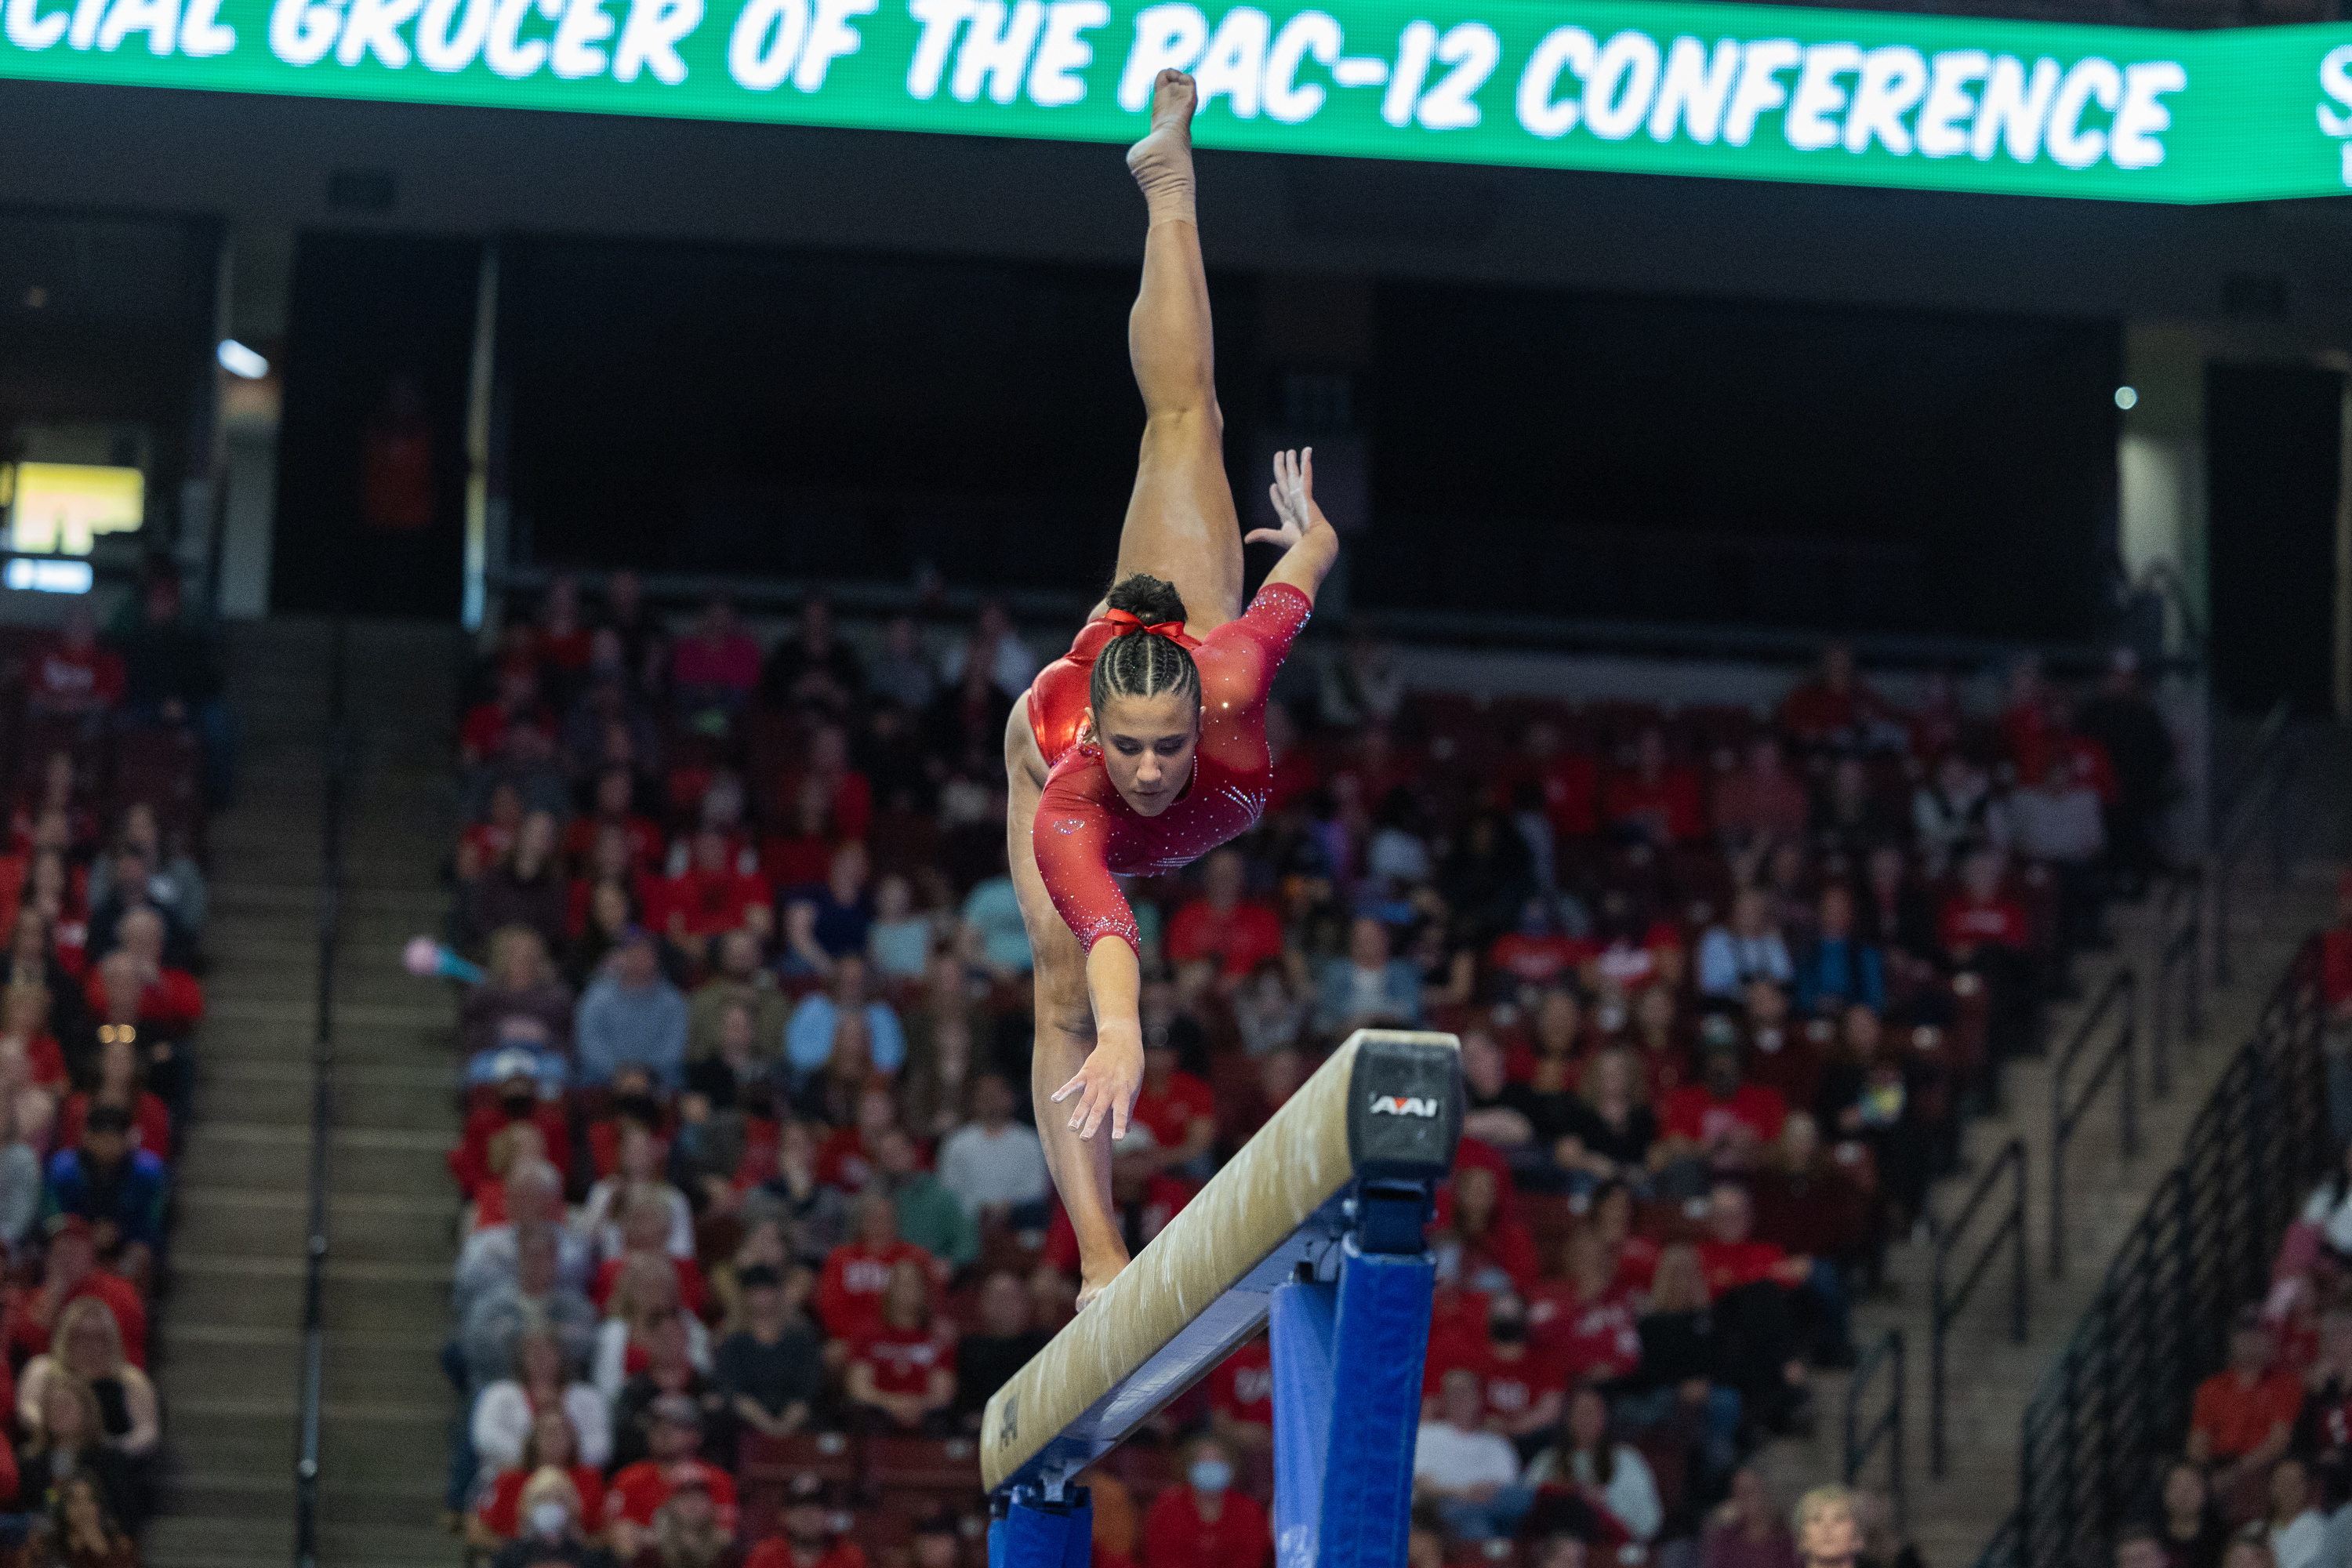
[1103,608,1186,640]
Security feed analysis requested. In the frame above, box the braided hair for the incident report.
[1090,574,1201,718]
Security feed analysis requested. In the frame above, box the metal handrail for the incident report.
[1931,1137,2030,1479]
[292,617,349,1568]
[2151,871,2205,1099]
[1842,1328,1907,1533]
[2049,969,2140,1279]
[2213,699,2299,989]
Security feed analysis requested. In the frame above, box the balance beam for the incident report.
[980,1029,1463,1507]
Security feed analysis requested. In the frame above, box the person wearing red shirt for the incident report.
[603,1396,739,1559]
[1131,1036,1216,1174]
[58,1030,169,1160]
[563,768,666,877]
[1164,851,1285,985]
[6,1217,146,1368]
[1601,728,1705,847]
[1777,642,1898,752]
[1424,1293,1563,1445]
[86,913,202,1038]
[449,1075,574,1200]
[845,1259,956,1431]
[2190,1314,2303,1502]
[462,663,556,768]
[468,1407,607,1548]
[1700,1182,1853,1374]
[1711,735,1812,848]
[1207,1335,1272,1454]
[1436,1165,1538,1293]
[1658,1044,1787,1174]
[26,609,124,719]
[746,1475,866,1568]
[1487,900,1595,991]
[1143,1436,1270,1568]
[1504,720,1601,840]
[1526,1229,1642,1388]
[815,1195,937,1342]
[649,829,773,960]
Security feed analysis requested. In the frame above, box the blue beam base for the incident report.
[988,1488,1093,1568]
[1271,1238,1438,1568]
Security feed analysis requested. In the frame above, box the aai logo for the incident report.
[1369,1094,1439,1118]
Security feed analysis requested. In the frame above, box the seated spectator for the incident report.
[1751,1115,1875,1277]
[472,1327,613,1479]
[1699,1181,1851,1371]
[577,928,688,1090]
[682,1000,777,1147]
[457,1153,593,1311]
[1165,850,1283,987]
[741,1123,849,1268]
[1523,1385,1663,1545]
[2,983,71,1095]
[1460,1028,1536,1157]
[1911,753,2008,880]
[1448,1291,1565,1453]
[0,1075,46,1252]
[85,839,196,971]
[1131,1029,1215,1178]
[2268,1458,2325,1568]
[17,1298,157,1459]
[1490,899,1592,996]
[466,811,570,954]
[1703,1466,1798,1568]
[461,1226,599,1390]
[609,1311,719,1473]
[590,1191,709,1319]
[1811,756,1898,855]
[13,1376,133,1527]
[1792,1488,1864,1568]
[1632,1244,1747,1454]
[1815,1007,1923,1234]
[670,594,761,728]
[1602,728,1704,848]
[816,1192,935,1342]
[1147,1435,1271,1567]
[897,981,979,1142]
[1738,982,1824,1123]
[1439,1165,1537,1294]
[938,1073,1049,1224]
[845,1258,955,1432]
[872,1126,977,1270]
[2190,1314,2302,1514]
[866,873,933,984]
[1526,1227,1642,1389]
[489,1466,606,1568]
[1792,885,1885,1017]
[781,844,872,980]
[952,1271,1051,1433]
[745,1473,861,1568]
[461,927,576,1065]
[27,608,123,722]
[1657,1040,1788,1180]
[7,1217,142,1371]
[1555,1048,1657,1192]
[2146,1459,2227,1568]
[602,1394,737,1561]
[593,1255,713,1402]
[760,593,863,713]
[43,1107,165,1289]
[869,614,935,712]
[1699,891,1793,1004]
[566,766,664,877]
[645,1476,734,1568]
[1714,736,1811,851]
[1777,642,1900,753]
[1504,718,1601,848]
[468,1410,608,1553]
[88,909,201,1038]
[60,1031,170,1164]
[1412,1367,1529,1541]
[714,1263,822,1445]
[652,830,773,966]
[786,957,906,1083]
[583,1123,693,1264]
[462,782,528,886]
[1317,916,1421,1036]
[2011,755,2107,949]
[958,869,1032,982]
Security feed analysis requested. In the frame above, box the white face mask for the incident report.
[528,1501,571,1540]
[1189,1460,1232,1494]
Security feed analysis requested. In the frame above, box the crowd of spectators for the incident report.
[0,556,231,1566]
[435,570,2178,1568]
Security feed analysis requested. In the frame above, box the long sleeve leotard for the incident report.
[1028,583,1312,957]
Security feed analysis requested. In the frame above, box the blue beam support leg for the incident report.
[989,1488,1094,1568]
[1271,1237,1438,1568]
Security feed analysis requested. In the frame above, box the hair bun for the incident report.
[1105,573,1188,627]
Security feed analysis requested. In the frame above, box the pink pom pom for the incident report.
[403,936,442,978]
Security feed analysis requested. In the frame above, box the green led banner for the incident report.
[5,0,2352,201]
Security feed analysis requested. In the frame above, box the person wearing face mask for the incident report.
[491,1468,612,1568]
[1142,1436,1269,1567]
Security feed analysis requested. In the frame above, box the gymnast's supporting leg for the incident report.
[1113,69,1244,637]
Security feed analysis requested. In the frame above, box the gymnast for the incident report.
[1004,67,1343,1303]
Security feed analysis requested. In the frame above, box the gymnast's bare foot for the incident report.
[1127,68,1196,226]
[1076,1255,1130,1312]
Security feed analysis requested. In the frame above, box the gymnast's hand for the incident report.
[1249,447,1330,551]
[1052,1025,1145,1142]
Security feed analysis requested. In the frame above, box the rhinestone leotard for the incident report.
[1028,583,1312,956]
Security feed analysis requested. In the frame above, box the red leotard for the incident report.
[1029,583,1312,956]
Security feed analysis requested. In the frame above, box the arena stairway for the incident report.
[1755,855,2347,1566]
[147,619,464,1568]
